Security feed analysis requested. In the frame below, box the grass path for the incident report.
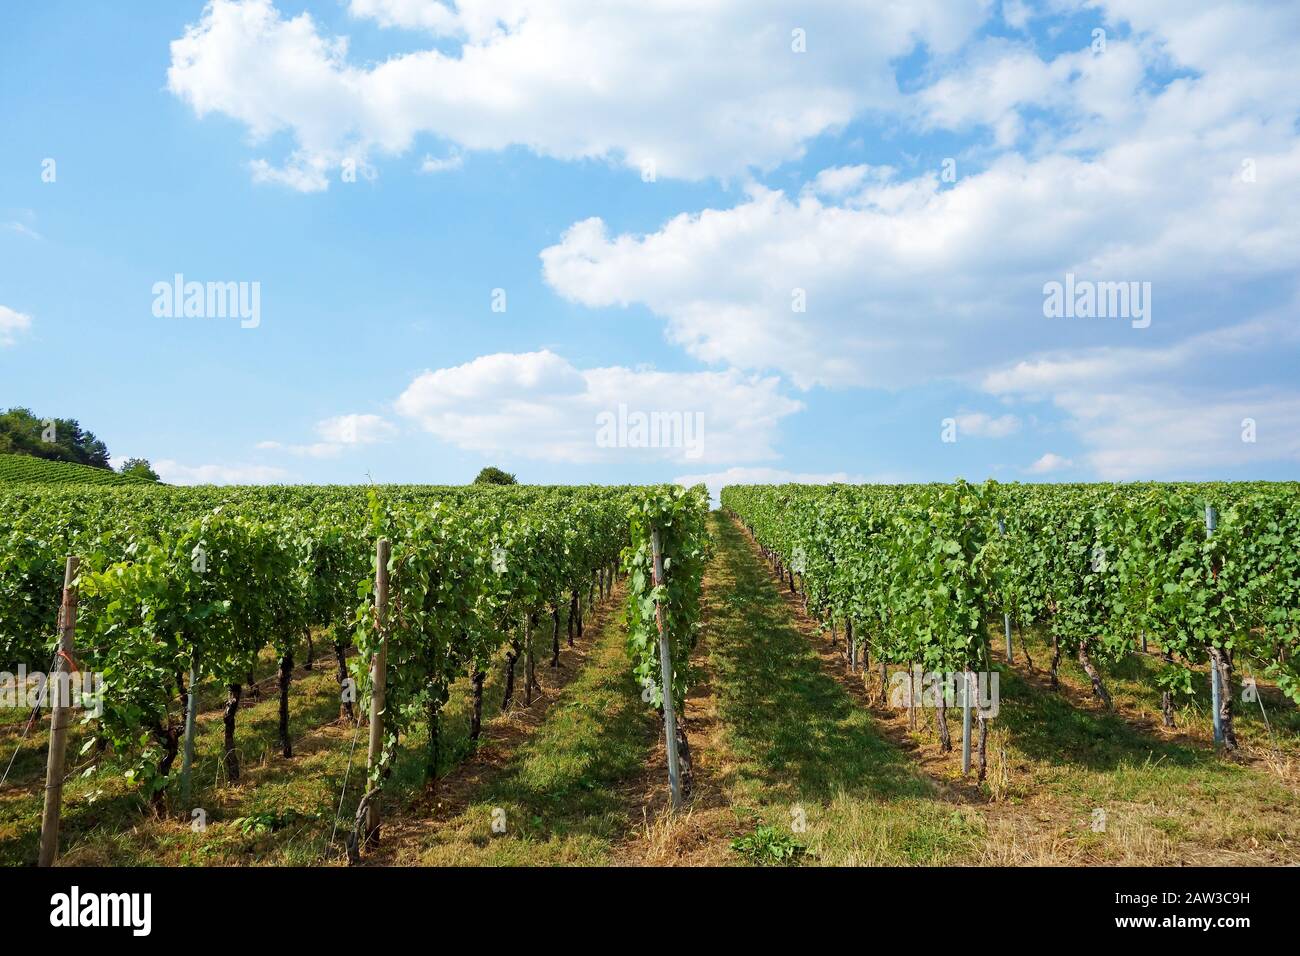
[661,511,982,865]
[371,580,661,865]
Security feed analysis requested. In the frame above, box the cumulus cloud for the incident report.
[0,305,32,346]
[419,152,463,174]
[542,132,1300,389]
[986,315,1300,478]
[316,413,398,445]
[167,0,988,188]
[1001,0,1033,31]
[538,0,1300,392]
[955,412,1021,438]
[347,0,460,33]
[259,413,397,457]
[393,349,802,464]
[154,460,290,485]
[1027,452,1072,474]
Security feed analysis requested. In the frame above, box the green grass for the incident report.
[0,452,157,486]
[393,600,660,866]
[1010,621,1300,752]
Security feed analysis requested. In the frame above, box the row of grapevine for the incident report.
[722,480,1300,768]
[621,485,711,800]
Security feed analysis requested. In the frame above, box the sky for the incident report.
[1,0,1297,494]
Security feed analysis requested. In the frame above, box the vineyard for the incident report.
[1,482,709,864]
[2,479,1298,866]
[0,453,155,487]
[723,480,1300,773]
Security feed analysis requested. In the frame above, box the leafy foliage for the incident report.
[0,407,111,469]
[472,466,517,486]
[117,458,160,482]
[723,481,1300,706]
[730,825,807,865]
[0,481,709,802]
[622,485,711,711]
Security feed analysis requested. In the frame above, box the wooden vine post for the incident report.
[1205,505,1224,747]
[650,528,682,810]
[961,665,972,780]
[999,517,1013,662]
[366,538,390,843]
[180,657,199,805]
[38,556,80,867]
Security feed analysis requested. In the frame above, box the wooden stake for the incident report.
[180,657,199,805]
[961,670,973,776]
[1205,506,1224,747]
[999,518,1013,662]
[38,556,79,867]
[650,528,682,810]
[366,539,390,842]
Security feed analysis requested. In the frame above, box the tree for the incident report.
[473,466,517,486]
[0,407,112,468]
[119,458,161,482]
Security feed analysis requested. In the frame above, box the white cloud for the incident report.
[154,459,290,485]
[543,129,1300,388]
[538,0,1300,389]
[393,349,802,464]
[1050,387,1300,479]
[986,316,1300,478]
[316,413,397,445]
[1027,452,1072,474]
[806,165,883,199]
[955,411,1021,438]
[168,0,989,188]
[2,221,42,240]
[0,305,32,346]
[258,413,397,457]
[347,0,459,33]
[249,154,334,193]
[1001,0,1033,31]
[419,152,463,174]
[982,316,1300,397]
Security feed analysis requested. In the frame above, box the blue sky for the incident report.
[2,1,1297,492]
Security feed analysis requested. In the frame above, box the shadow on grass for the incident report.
[409,620,659,863]
[0,788,150,867]
[993,667,1211,772]
[1005,622,1299,760]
